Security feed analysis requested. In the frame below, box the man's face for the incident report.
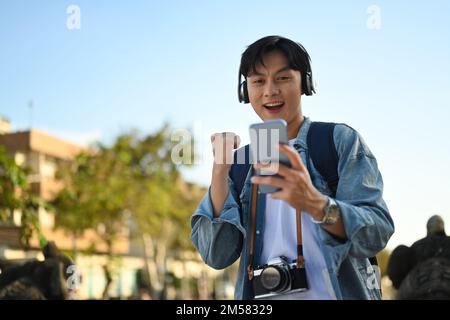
[247,50,302,122]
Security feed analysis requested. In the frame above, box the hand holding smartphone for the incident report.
[249,119,292,193]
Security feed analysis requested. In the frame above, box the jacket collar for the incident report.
[293,116,312,151]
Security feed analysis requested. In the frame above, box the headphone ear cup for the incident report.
[306,73,311,96]
[301,74,307,95]
[242,80,249,103]
[304,72,314,96]
[238,80,250,103]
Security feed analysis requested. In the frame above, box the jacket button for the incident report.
[256,230,260,235]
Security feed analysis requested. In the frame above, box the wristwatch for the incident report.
[312,197,340,225]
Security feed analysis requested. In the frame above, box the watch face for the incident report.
[326,211,339,224]
[324,201,340,224]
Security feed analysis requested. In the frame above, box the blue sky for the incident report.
[1,0,450,250]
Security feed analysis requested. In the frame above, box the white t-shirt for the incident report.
[258,139,336,300]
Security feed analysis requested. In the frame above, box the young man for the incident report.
[190,35,394,300]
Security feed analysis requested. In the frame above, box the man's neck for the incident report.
[287,115,304,140]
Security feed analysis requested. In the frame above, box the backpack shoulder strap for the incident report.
[307,121,339,196]
[229,144,251,201]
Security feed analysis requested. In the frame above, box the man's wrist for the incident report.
[312,196,341,225]
[310,195,328,221]
[212,163,230,176]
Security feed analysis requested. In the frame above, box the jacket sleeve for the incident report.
[317,124,395,266]
[190,176,246,270]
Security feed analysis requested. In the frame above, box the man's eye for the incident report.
[253,79,264,84]
[277,76,290,81]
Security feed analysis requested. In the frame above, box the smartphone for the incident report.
[249,119,292,193]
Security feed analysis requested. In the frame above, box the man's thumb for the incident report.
[234,135,241,149]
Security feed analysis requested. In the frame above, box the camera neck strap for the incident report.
[247,184,305,281]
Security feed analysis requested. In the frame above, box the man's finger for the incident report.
[269,189,287,201]
[278,144,306,172]
[254,162,298,181]
[234,135,241,149]
[251,175,288,188]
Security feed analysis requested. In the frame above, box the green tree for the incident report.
[52,124,203,298]
[119,125,201,298]
[52,152,99,257]
[0,146,46,247]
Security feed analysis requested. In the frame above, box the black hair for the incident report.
[239,35,312,93]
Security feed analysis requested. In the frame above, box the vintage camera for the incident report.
[253,256,308,299]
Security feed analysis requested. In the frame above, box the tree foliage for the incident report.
[52,124,203,254]
[0,146,46,246]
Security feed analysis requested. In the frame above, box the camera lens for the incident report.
[260,266,289,292]
[260,267,280,290]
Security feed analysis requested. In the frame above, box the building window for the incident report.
[14,152,26,167]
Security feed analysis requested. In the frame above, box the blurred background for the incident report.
[1,0,449,299]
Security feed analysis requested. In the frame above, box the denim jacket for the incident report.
[190,117,395,300]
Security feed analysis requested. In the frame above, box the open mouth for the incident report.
[263,101,284,113]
